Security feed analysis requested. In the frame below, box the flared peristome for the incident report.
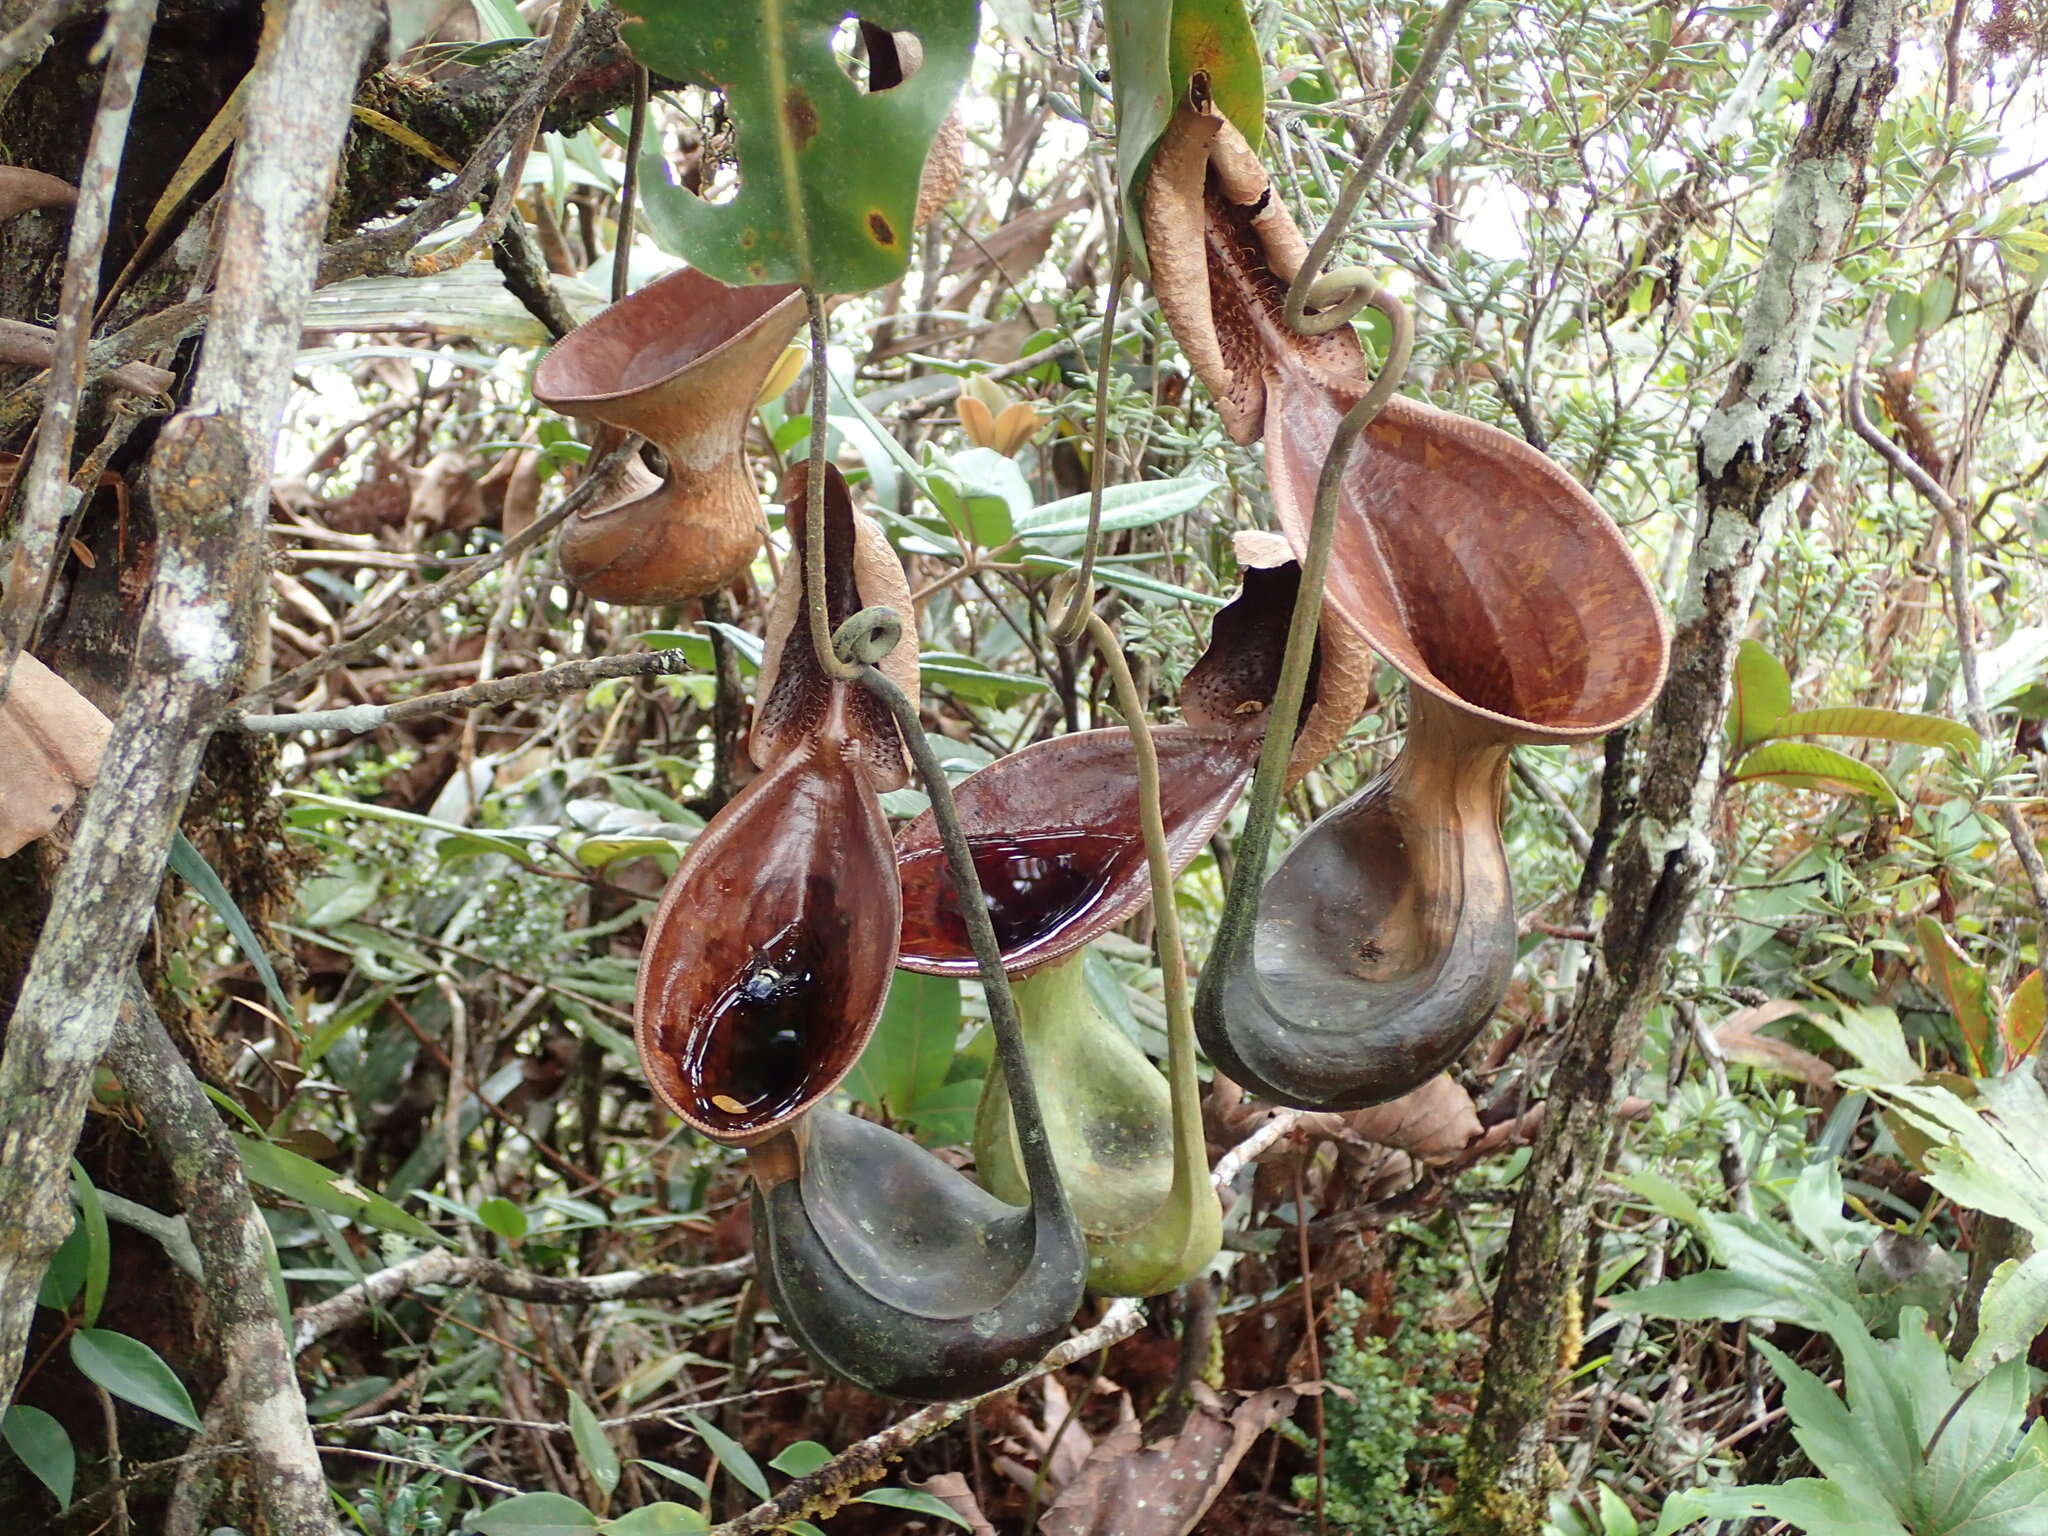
[533,267,803,603]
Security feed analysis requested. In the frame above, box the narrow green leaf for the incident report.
[467,1491,600,1534]
[69,1328,202,1431]
[569,1392,622,1499]
[1726,639,1790,750]
[2,1404,75,1510]
[917,651,1052,707]
[1013,476,1218,538]
[36,1218,87,1310]
[1732,742,1900,807]
[682,1412,771,1501]
[237,1136,442,1244]
[1103,0,1175,275]
[1770,706,1976,758]
[168,831,298,1029]
[68,1163,109,1328]
[609,0,978,291]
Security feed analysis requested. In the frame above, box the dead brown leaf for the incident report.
[909,1472,999,1536]
[0,652,111,857]
[1039,1383,1298,1536]
[1714,1000,1835,1087]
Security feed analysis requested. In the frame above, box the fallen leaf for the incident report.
[1040,1383,1296,1536]
[1344,1074,1482,1162]
[1714,1000,1836,1087]
[0,653,111,857]
[909,1472,999,1536]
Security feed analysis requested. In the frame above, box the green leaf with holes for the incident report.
[1107,0,1261,274]
[1732,742,1899,808]
[610,0,978,291]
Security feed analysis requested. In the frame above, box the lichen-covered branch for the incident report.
[108,978,336,1536]
[1451,1,1904,1530]
[0,0,383,1410]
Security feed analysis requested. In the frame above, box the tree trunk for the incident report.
[1449,1,1905,1529]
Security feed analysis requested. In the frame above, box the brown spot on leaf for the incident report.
[783,87,819,148]
[867,211,896,246]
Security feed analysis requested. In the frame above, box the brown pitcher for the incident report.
[1144,94,1670,1110]
[532,269,803,604]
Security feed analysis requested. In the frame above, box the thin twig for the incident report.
[1846,327,2048,942]
[234,443,628,710]
[235,647,694,733]
[1048,239,1127,645]
[0,0,159,692]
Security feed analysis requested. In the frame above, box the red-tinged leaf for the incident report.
[1771,706,1977,758]
[1917,918,1995,1074]
[1731,742,1899,807]
[2002,970,2044,1064]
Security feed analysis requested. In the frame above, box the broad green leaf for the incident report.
[569,1392,621,1498]
[1103,0,1174,275]
[1999,970,2043,1062]
[843,971,962,1123]
[683,1412,771,1501]
[37,1218,87,1311]
[2,1404,75,1509]
[1770,706,1976,758]
[923,446,1031,548]
[237,1136,441,1244]
[600,1506,709,1535]
[1960,1250,2048,1387]
[1168,0,1263,152]
[609,1,978,291]
[69,1328,201,1430]
[169,831,299,1029]
[68,1163,108,1328]
[768,1439,833,1476]
[898,1076,985,1147]
[476,1197,530,1242]
[1593,1484,1638,1536]
[1726,639,1790,750]
[1013,476,1220,541]
[468,1492,600,1534]
[1732,742,1899,807]
[1808,1003,1923,1087]
[1916,918,1995,1072]
[858,1487,973,1526]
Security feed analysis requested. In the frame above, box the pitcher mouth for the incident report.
[531,266,802,410]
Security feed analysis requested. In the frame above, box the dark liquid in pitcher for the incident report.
[898,830,1128,962]
[682,935,824,1132]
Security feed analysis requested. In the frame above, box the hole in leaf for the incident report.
[831,18,924,93]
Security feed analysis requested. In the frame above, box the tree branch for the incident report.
[109,977,336,1536]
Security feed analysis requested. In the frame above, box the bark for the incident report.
[0,0,382,1411]
[1449,1,1904,1530]
[109,977,336,1536]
